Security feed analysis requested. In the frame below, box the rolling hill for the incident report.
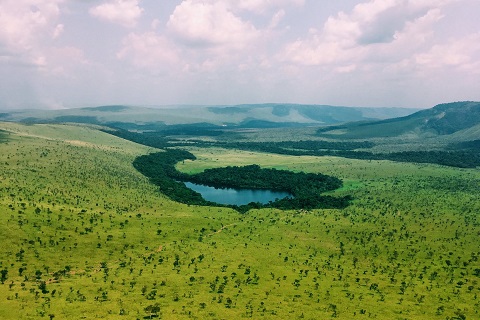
[317,101,480,141]
[0,102,479,318]
[0,121,479,319]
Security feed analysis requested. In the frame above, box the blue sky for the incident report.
[1,0,479,109]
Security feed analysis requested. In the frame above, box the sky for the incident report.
[1,0,479,110]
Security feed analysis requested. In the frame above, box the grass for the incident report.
[0,122,479,319]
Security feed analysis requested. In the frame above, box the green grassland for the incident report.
[0,122,479,319]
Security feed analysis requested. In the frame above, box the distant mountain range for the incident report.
[2,102,479,144]
[2,101,480,167]
[0,104,419,129]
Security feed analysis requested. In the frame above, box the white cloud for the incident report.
[269,9,286,29]
[336,64,357,73]
[414,33,480,73]
[0,0,63,59]
[2,0,478,109]
[151,19,161,30]
[118,1,275,76]
[271,0,480,107]
[52,24,64,39]
[117,32,180,71]
[45,46,90,76]
[227,0,304,14]
[89,0,143,28]
[167,1,260,50]
[0,0,92,73]
[180,0,303,14]
[280,0,453,67]
[0,0,63,52]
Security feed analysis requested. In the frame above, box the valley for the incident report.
[0,102,479,319]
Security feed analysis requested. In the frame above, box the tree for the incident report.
[0,269,7,284]
[144,303,161,319]
[38,281,48,294]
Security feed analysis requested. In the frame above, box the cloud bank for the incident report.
[89,0,143,27]
[0,0,479,109]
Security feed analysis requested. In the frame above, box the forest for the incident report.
[133,150,352,213]
[106,128,480,168]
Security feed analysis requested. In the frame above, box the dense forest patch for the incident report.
[198,141,480,168]
[133,149,351,213]
[106,128,480,168]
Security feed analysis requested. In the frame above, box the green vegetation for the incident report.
[106,127,480,168]
[449,139,480,150]
[98,101,480,169]
[133,150,351,213]
[0,122,479,320]
[185,164,351,211]
[192,141,480,168]
[317,101,480,138]
[0,129,10,143]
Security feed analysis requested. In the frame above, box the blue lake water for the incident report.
[184,182,291,206]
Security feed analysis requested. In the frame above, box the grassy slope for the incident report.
[446,123,480,142]
[0,123,479,319]
[317,102,480,148]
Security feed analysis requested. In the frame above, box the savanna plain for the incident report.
[0,121,478,320]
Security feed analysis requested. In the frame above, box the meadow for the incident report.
[0,122,478,319]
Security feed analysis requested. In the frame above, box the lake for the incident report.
[184,182,292,206]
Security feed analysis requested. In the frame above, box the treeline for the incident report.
[275,140,375,150]
[133,150,209,206]
[105,128,480,168]
[320,150,480,168]
[133,150,351,213]
[196,141,480,168]
[105,128,372,152]
[208,140,374,153]
[376,150,480,168]
[193,142,480,168]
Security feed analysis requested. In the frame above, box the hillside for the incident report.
[0,121,478,319]
[0,104,418,129]
[317,101,480,141]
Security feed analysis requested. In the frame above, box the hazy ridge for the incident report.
[0,103,419,128]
